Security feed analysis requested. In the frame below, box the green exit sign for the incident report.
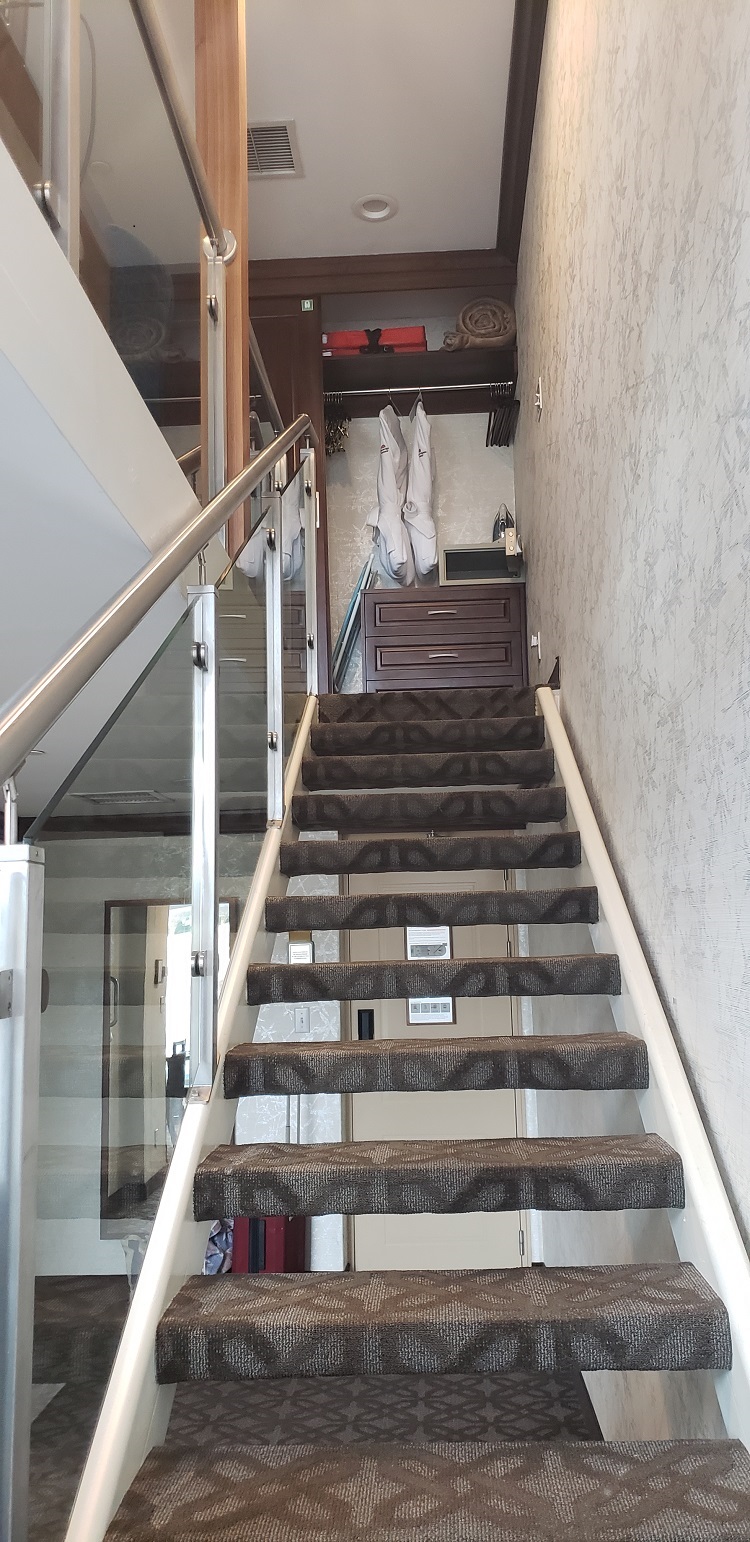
[300,298,314,312]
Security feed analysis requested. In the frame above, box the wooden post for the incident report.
[195,0,249,554]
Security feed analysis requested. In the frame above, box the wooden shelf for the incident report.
[323,347,516,393]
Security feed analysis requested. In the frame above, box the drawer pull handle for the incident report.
[427,608,458,616]
[428,651,459,660]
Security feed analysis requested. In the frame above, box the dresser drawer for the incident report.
[370,587,521,636]
[361,582,528,692]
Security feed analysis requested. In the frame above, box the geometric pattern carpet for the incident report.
[156,1263,730,1383]
[104,1439,750,1540]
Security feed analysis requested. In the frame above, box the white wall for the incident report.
[514,0,750,1431]
[0,142,224,814]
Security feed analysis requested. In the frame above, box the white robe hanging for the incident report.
[236,526,266,581]
[282,477,305,582]
[402,401,437,579]
[366,405,414,585]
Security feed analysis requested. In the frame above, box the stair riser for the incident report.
[293,786,567,831]
[280,831,582,876]
[301,749,555,792]
[156,1315,729,1384]
[265,887,599,933]
[311,717,546,755]
[224,1041,649,1099]
[245,956,621,1006]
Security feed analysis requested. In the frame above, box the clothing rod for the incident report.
[324,381,515,399]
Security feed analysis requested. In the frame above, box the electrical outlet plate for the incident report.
[294,1006,310,1036]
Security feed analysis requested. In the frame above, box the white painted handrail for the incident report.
[64,695,317,1542]
[537,686,750,1443]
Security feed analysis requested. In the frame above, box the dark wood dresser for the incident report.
[362,583,528,692]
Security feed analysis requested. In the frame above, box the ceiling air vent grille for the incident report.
[247,120,302,178]
[71,790,164,806]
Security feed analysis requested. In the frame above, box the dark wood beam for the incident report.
[248,249,516,301]
[496,0,548,263]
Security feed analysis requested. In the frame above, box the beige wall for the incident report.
[515,0,750,1269]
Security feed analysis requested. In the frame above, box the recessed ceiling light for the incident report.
[353,194,398,223]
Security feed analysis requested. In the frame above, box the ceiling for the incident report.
[5,0,515,267]
[247,0,516,261]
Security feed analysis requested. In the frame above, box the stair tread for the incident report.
[104,1439,750,1540]
[266,886,599,932]
[224,1032,648,1097]
[193,1133,684,1218]
[301,748,555,791]
[293,786,566,831]
[318,685,538,722]
[156,1263,730,1381]
[245,955,621,1005]
[311,715,546,754]
[280,831,582,875]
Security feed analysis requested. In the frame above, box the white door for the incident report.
[349,865,524,1271]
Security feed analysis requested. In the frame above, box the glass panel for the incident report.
[78,0,201,427]
[0,0,47,193]
[281,463,309,757]
[217,484,270,884]
[28,610,196,1535]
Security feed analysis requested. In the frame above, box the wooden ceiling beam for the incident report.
[247,248,516,301]
[496,0,549,263]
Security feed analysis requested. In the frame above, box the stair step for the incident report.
[311,715,546,755]
[318,685,538,723]
[156,1263,728,1383]
[245,955,621,1005]
[280,830,581,876]
[193,1134,683,1219]
[103,1439,750,1541]
[266,885,598,933]
[293,786,567,832]
[301,748,555,792]
[224,1031,647,1098]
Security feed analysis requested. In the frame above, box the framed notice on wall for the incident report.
[406,925,455,1025]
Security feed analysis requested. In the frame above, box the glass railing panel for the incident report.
[27,608,198,1538]
[77,0,200,418]
[280,462,309,757]
[217,484,270,888]
[0,1,46,193]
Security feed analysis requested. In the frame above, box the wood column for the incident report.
[195,1,249,554]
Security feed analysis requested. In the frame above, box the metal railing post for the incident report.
[204,238,227,504]
[188,589,219,1096]
[302,448,318,696]
[0,844,44,1542]
[265,505,284,825]
[35,0,80,268]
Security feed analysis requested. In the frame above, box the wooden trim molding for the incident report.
[195,0,250,554]
[249,248,517,301]
[496,0,549,263]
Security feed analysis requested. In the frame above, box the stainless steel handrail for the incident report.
[128,0,230,257]
[0,415,314,786]
[177,445,201,474]
[250,325,284,435]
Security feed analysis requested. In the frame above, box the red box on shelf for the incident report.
[323,326,427,357]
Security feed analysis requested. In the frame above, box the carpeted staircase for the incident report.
[105,685,750,1540]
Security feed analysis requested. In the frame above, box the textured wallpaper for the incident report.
[515,0,750,1241]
